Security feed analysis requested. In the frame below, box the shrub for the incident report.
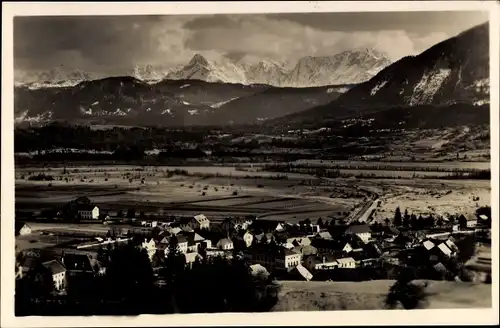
[232,191,238,196]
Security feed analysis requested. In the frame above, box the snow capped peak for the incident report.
[189,53,211,67]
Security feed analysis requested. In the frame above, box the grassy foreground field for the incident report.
[273,280,492,311]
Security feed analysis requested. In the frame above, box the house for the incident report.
[217,238,234,250]
[77,205,100,220]
[184,252,203,268]
[174,235,189,254]
[179,214,210,230]
[221,217,253,232]
[61,253,97,277]
[205,248,226,259]
[437,242,454,257]
[17,256,41,278]
[15,221,32,236]
[274,248,301,270]
[342,239,364,254]
[305,254,338,271]
[311,238,344,254]
[42,260,67,291]
[141,238,157,260]
[182,232,206,252]
[344,224,372,243]
[423,240,436,251]
[466,219,478,229]
[316,231,333,240]
[336,257,356,269]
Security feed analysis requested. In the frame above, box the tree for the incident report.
[317,218,324,227]
[127,208,136,218]
[385,267,428,310]
[394,207,402,226]
[117,210,124,218]
[384,218,391,226]
[458,215,467,230]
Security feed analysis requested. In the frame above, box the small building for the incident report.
[77,205,100,220]
[305,254,338,271]
[217,238,234,250]
[336,257,356,269]
[141,238,157,260]
[184,252,203,268]
[344,224,372,243]
[179,214,210,230]
[15,222,32,236]
[275,248,301,270]
[42,260,67,291]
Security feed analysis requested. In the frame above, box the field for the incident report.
[365,178,491,221]
[272,280,492,311]
[15,165,360,223]
[15,159,491,225]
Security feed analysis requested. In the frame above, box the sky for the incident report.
[14,11,489,77]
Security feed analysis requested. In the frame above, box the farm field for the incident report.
[362,178,491,221]
[15,166,359,223]
[15,162,490,224]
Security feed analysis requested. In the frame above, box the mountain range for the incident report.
[15,49,392,89]
[14,23,489,128]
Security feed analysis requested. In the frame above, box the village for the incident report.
[15,195,492,298]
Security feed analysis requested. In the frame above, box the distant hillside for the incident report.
[273,22,489,129]
[14,76,352,127]
[204,85,353,125]
[334,22,489,110]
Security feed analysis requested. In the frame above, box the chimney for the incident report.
[323,256,326,264]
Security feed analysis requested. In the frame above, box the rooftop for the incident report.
[42,259,66,275]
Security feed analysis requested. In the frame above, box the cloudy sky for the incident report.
[14,11,488,76]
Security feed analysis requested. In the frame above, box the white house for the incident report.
[467,219,478,229]
[180,214,211,230]
[217,238,234,250]
[305,254,338,271]
[336,257,356,269]
[42,260,67,291]
[77,205,100,220]
[344,224,372,243]
[141,238,157,260]
[275,249,301,270]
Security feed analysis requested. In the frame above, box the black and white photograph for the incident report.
[1,1,498,326]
